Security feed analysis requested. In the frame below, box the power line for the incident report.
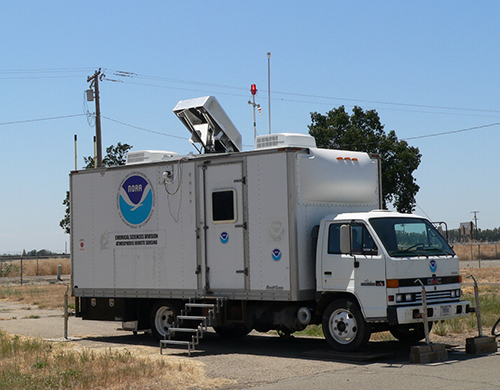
[108,78,500,121]
[0,114,85,126]
[104,68,500,116]
[1,68,498,143]
[2,67,499,117]
[101,115,189,140]
[0,68,95,80]
[402,122,500,141]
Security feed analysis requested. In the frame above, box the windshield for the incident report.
[369,217,455,258]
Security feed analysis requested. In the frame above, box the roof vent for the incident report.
[126,150,179,165]
[255,133,317,150]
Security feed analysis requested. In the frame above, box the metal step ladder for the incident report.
[159,297,225,356]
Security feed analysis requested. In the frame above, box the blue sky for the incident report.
[1,1,499,253]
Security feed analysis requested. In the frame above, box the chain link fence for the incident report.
[0,255,70,285]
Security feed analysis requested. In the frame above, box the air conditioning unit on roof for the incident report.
[255,133,317,150]
[126,150,179,165]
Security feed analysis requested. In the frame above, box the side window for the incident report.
[327,224,341,254]
[352,224,378,254]
[328,223,378,255]
[212,190,237,223]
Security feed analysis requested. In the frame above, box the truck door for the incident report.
[321,222,387,319]
[200,162,247,291]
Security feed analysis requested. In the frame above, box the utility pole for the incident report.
[87,69,104,168]
[471,210,479,240]
[267,52,271,134]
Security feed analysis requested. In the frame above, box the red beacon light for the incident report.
[250,84,257,96]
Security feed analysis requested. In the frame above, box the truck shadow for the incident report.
[80,330,485,365]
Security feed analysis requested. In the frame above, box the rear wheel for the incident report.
[150,301,179,340]
[322,298,371,352]
[390,322,433,343]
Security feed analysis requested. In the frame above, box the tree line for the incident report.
[448,227,500,243]
[0,249,60,257]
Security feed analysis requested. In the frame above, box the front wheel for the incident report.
[322,298,371,352]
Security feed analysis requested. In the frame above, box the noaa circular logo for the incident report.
[118,173,154,227]
[429,259,437,273]
[272,249,282,261]
[220,232,229,244]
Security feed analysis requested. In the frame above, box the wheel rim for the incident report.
[154,306,174,337]
[328,308,358,345]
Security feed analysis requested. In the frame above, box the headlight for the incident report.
[396,293,416,303]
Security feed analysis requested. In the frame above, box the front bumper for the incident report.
[387,300,472,326]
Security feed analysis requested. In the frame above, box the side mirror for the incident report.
[340,224,360,268]
[340,224,351,255]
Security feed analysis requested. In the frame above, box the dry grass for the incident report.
[0,285,69,310]
[0,331,231,390]
[0,257,70,278]
[0,284,233,389]
[454,243,500,260]
[460,266,500,287]
[2,257,70,278]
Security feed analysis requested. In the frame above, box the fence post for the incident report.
[478,244,481,268]
[36,257,39,276]
[20,256,23,286]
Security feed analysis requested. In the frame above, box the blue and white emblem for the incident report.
[118,173,154,226]
[429,259,437,273]
[272,249,282,261]
[220,232,229,244]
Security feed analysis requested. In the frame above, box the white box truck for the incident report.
[71,96,470,352]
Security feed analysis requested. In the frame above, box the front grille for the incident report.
[415,290,452,303]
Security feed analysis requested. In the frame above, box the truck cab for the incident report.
[316,210,471,351]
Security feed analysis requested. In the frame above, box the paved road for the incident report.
[243,352,500,390]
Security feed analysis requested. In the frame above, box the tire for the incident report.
[390,322,433,343]
[214,324,252,339]
[322,298,371,352]
[492,317,500,338]
[150,301,179,340]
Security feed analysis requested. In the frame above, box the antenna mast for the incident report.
[248,84,261,141]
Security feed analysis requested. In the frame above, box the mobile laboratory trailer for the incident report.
[71,96,471,352]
